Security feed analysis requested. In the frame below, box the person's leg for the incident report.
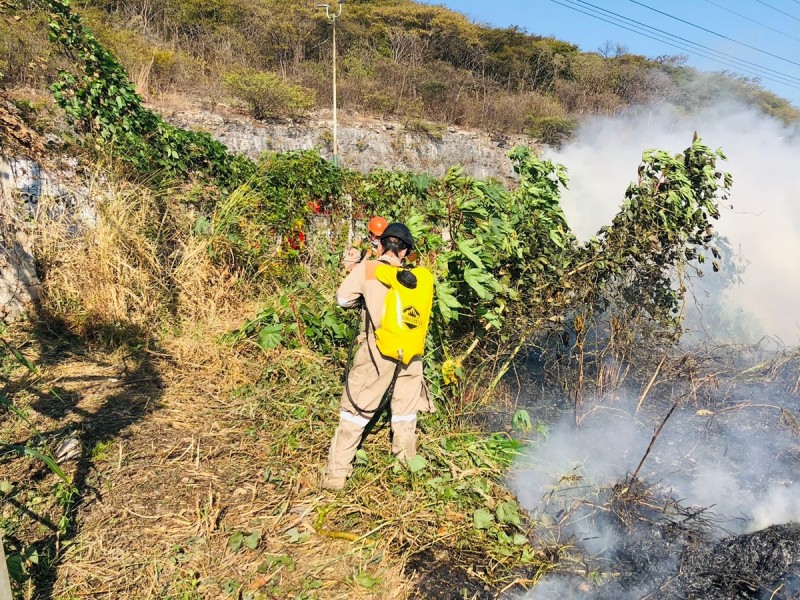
[390,413,417,462]
[389,360,427,464]
[324,341,396,489]
[324,410,370,489]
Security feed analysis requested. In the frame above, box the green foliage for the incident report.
[203,150,343,272]
[228,530,260,552]
[339,136,729,407]
[45,0,255,187]
[222,285,351,355]
[223,70,315,120]
[591,137,731,323]
[252,150,343,226]
[525,115,577,146]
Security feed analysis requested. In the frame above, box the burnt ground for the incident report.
[504,347,800,599]
[662,523,800,599]
[406,547,494,600]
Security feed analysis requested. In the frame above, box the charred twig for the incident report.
[630,389,683,483]
[636,350,668,413]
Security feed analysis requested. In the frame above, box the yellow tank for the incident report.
[374,264,434,365]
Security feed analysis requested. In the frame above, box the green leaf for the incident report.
[194,215,211,236]
[3,445,69,482]
[258,554,294,573]
[434,280,462,323]
[0,338,35,372]
[407,455,427,473]
[354,570,381,589]
[548,228,565,249]
[456,239,484,268]
[496,500,522,526]
[286,527,310,543]
[244,530,260,550]
[473,509,495,530]
[257,324,283,350]
[464,268,495,300]
[6,553,23,582]
[512,409,533,433]
[228,531,244,552]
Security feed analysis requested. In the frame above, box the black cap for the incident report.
[380,222,414,250]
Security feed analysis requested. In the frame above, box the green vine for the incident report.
[45,0,254,187]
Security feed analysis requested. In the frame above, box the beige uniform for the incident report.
[326,255,433,479]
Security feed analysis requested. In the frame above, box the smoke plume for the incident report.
[547,102,800,344]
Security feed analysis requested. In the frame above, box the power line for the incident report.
[567,0,800,87]
[549,0,800,90]
[628,0,800,69]
[702,0,800,45]
[752,0,800,23]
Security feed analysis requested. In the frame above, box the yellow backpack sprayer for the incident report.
[374,264,434,365]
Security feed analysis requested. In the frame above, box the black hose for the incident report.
[343,301,400,419]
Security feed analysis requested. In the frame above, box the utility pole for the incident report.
[317,1,344,167]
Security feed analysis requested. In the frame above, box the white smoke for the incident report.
[750,483,800,531]
[511,392,800,598]
[547,102,800,344]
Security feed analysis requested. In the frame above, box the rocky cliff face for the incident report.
[1,158,45,321]
[166,107,535,182]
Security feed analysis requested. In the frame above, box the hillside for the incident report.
[3,0,798,151]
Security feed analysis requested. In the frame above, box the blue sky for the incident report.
[417,0,800,108]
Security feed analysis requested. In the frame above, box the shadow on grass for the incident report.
[1,307,164,599]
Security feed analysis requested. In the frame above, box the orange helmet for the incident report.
[368,216,389,237]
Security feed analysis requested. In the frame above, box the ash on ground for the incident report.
[511,372,800,599]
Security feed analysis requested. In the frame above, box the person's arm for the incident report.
[342,246,363,273]
[336,260,365,308]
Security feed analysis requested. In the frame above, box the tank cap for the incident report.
[397,269,418,289]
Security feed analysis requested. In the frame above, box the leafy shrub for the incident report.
[525,115,577,146]
[223,70,315,120]
[222,285,351,355]
[202,150,343,274]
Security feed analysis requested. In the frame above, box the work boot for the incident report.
[321,474,347,491]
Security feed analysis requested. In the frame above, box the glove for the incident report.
[343,247,362,272]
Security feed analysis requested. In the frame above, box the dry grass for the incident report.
[1,340,417,599]
[32,173,249,343]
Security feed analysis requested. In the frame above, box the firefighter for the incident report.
[322,223,434,491]
[343,216,389,273]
